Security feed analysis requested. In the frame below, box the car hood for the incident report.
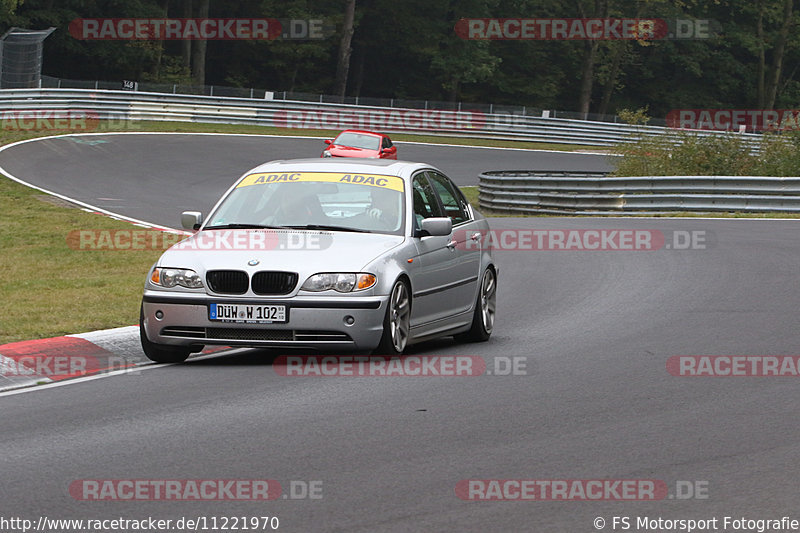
[328,145,380,158]
[159,229,405,275]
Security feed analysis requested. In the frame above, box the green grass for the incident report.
[0,176,164,344]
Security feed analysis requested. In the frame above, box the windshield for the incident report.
[333,132,381,151]
[207,172,405,235]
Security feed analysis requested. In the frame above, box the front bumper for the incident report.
[141,291,387,351]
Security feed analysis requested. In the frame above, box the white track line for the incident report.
[0,348,253,397]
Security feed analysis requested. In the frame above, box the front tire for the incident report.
[139,304,191,363]
[455,267,496,343]
[374,280,411,355]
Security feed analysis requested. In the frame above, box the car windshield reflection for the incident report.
[334,132,381,150]
[207,175,405,235]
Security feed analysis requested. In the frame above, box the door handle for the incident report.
[470,232,481,241]
[446,240,457,250]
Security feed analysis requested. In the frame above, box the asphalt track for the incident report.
[0,133,611,228]
[2,134,800,532]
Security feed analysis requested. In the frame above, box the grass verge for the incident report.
[0,176,163,344]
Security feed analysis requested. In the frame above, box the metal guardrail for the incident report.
[479,171,800,214]
[40,74,661,125]
[0,87,756,147]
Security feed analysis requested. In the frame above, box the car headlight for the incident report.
[322,150,333,158]
[300,273,376,292]
[150,267,204,289]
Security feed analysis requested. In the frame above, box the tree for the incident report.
[762,0,794,109]
[334,0,355,98]
[575,0,608,116]
[181,0,192,71]
[191,0,209,86]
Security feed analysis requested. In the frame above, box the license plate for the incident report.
[209,303,287,323]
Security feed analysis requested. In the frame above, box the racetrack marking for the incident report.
[0,362,161,397]
[0,134,186,232]
[0,347,251,397]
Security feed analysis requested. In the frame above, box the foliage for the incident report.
[614,116,800,177]
[3,0,800,115]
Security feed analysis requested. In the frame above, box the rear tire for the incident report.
[455,267,496,343]
[374,280,411,355]
[139,304,191,363]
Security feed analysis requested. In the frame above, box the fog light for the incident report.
[155,310,164,320]
[344,315,355,326]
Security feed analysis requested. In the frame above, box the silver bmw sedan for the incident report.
[140,158,497,362]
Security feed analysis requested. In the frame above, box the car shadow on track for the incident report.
[184,337,463,366]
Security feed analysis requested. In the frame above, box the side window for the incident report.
[426,171,470,225]
[382,137,392,149]
[411,174,443,230]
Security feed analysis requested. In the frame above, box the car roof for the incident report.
[245,158,428,178]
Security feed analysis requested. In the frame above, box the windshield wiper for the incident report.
[203,223,288,230]
[284,224,370,233]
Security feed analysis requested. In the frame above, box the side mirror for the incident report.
[181,211,203,231]
[420,217,452,237]
[324,139,333,145]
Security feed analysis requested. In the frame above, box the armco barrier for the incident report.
[0,87,760,146]
[478,171,800,214]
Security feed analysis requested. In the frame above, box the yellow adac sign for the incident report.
[236,172,404,192]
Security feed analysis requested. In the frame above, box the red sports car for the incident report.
[321,130,397,159]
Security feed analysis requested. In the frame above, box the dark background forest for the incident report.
[2,0,799,119]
